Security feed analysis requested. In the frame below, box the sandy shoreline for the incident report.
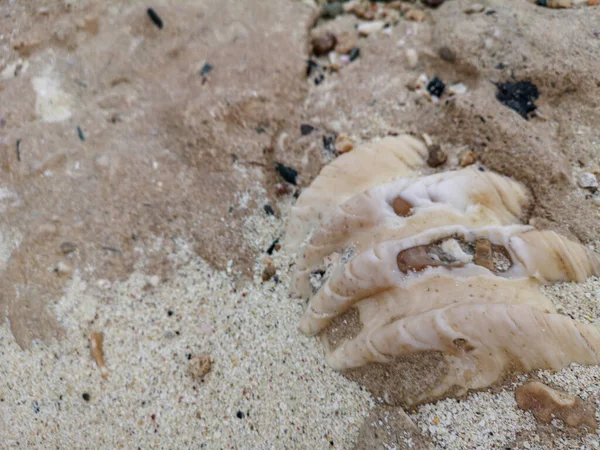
[2,0,600,448]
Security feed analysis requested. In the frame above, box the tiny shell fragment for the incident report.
[459,150,478,167]
[90,332,108,379]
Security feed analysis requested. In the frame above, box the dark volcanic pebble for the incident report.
[200,63,213,76]
[322,134,335,152]
[275,163,298,185]
[427,77,445,97]
[300,124,315,135]
[264,204,275,216]
[349,47,360,61]
[306,59,319,77]
[266,238,280,255]
[495,80,539,119]
[147,8,163,29]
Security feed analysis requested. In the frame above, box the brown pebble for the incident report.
[397,246,439,273]
[60,241,77,255]
[335,134,354,153]
[188,354,212,381]
[346,2,376,20]
[426,144,447,167]
[335,31,357,55]
[474,239,494,271]
[406,8,427,21]
[516,382,597,430]
[392,196,413,216]
[459,150,478,167]
[90,332,108,379]
[386,1,409,12]
[12,40,41,57]
[275,183,290,196]
[439,46,456,62]
[312,32,337,56]
[262,258,277,282]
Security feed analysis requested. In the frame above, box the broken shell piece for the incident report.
[90,332,108,379]
[285,135,428,250]
[516,381,597,429]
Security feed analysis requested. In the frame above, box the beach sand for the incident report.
[1,0,600,448]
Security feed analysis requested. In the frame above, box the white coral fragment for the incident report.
[288,135,600,406]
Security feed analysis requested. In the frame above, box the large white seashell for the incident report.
[292,167,531,297]
[288,135,600,406]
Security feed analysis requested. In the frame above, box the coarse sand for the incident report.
[2,0,600,448]
[0,198,374,449]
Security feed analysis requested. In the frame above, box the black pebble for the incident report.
[275,163,298,185]
[349,47,360,61]
[82,393,91,402]
[427,77,445,97]
[77,126,85,142]
[300,124,314,136]
[306,59,319,77]
[167,310,174,316]
[266,238,280,255]
[264,204,275,216]
[147,8,163,29]
[495,80,539,119]
[200,63,213,76]
[422,0,445,6]
[536,0,547,5]
[236,411,245,419]
[314,74,325,85]
[322,134,335,153]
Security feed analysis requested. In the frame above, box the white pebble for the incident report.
[577,172,598,188]
[357,21,385,37]
[449,83,468,95]
[464,3,485,14]
[405,48,418,69]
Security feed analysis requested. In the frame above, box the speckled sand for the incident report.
[2,191,600,449]
[0,198,373,449]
